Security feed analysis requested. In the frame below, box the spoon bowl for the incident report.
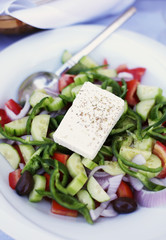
[18,71,59,102]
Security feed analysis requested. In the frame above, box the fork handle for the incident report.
[55,6,136,78]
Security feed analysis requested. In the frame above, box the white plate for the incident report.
[0,25,166,240]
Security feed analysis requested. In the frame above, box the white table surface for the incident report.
[0,0,166,239]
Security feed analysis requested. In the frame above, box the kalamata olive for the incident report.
[15,170,34,196]
[112,197,137,214]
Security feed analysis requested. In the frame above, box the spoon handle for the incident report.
[55,6,136,77]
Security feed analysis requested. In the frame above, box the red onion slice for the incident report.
[135,187,166,207]
[89,165,111,178]
[128,154,145,191]
[100,204,118,217]
[90,194,117,221]
[5,95,30,121]
[90,174,123,221]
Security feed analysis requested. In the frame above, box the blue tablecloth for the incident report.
[0,0,166,239]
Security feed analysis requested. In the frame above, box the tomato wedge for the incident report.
[0,109,11,126]
[58,74,75,92]
[13,144,25,164]
[117,181,133,198]
[51,200,78,217]
[9,169,22,190]
[153,141,166,178]
[5,99,22,115]
[125,79,139,106]
[44,173,50,191]
[116,65,146,82]
[53,152,69,165]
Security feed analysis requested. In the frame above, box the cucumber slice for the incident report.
[133,137,154,151]
[148,111,162,126]
[47,97,64,112]
[120,146,151,161]
[29,174,46,202]
[137,84,162,101]
[136,99,155,121]
[82,158,98,170]
[77,189,95,210]
[140,154,162,178]
[0,143,20,169]
[29,90,52,107]
[19,144,35,164]
[123,100,128,114]
[61,50,72,64]
[66,153,86,178]
[71,85,83,98]
[67,172,88,196]
[61,83,76,98]
[96,69,117,78]
[87,176,110,202]
[80,56,98,68]
[74,74,89,85]
[31,114,50,141]
[5,116,28,136]
[104,161,125,175]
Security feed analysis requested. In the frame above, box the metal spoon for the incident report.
[18,7,136,103]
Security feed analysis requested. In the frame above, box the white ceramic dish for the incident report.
[0,25,166,240]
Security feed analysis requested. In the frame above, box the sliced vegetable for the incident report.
[5,99,22,115]
[0,143,20,169]
[58,74,75,92]
[8,168,22,190]
[117,181,133,198]
[153,141,166,178]
[53,152,69,165]
[125,79,139,106]
[51,200,78,217]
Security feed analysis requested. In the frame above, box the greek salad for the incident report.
[1,50,166,224]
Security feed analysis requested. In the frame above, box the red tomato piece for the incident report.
[51,200,78,217]
[58,74,75,92]
[13,144,25,164]
[125,79,139,106]
[0,109,11,126]
[5,99,22,115]
[103,58,109,68]
[52,152,69,165]
[116,66,146,82]
[117,181,133,198]
[44,173,50,191]
[153,141,166,178]
[9,168,22,190]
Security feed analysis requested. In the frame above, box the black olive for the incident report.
[15,171,34,196]
[112,197,137,214]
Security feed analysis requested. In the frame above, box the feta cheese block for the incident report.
[53,82,124,159]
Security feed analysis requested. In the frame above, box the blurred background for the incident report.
[0,0,166,52]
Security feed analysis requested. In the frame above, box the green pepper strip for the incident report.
[42,158,69,186]
[118,158,165,191]
[0,125,53,145]
[49,118,58,131]
[147,130,166,143]
[50,169,93,224]
[21,147,45,174]
[143,110,166,134]
[119,79,127,99]
[110,123,135,136]
[91,73,121,96]
[100,145,112,157]
[26,97,49,134]
[59,94,74,103]
[112,139,162,173]
[152,127,166,134]
[127,108,142,140]
[150,102,166,120]
[98,152,105,165]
